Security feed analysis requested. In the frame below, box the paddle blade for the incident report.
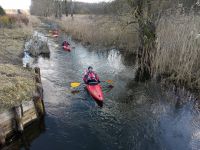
[70,82,81,88]
[105,80,113,84]
[71,90,80,94]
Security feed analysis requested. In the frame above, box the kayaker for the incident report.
[62,41,70,47]
[53,29,59,35]
[83,66,100,84]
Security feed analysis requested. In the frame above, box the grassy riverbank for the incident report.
[54,15,139,52]
[0,64,35,110]
[0,15,41,111]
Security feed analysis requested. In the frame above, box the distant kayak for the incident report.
[86,83,104,102]
[52,34,58,38]
[63,45,71,51]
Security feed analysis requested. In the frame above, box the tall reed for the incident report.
[153,13,200,88]
[54,15,139,51]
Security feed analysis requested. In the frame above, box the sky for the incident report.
[0,0,111,10]
[75,0,111,3]
[0,0,31,9]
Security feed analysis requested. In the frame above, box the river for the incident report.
[13,23,200,150]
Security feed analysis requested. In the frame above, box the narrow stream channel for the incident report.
[17,24,200,150]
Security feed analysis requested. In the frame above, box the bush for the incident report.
[0,16,10,27]
[0,14,29,28]
[0,6,5,16]
[8,14,29,25]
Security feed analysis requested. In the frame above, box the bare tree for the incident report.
[30,0,66,18]
[70,0,74,18]
[64,0,68,16]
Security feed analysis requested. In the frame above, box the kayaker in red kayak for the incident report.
[62,41,70,47]
[83,66,100,84]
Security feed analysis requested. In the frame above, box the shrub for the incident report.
[0,6,5,16]
[0,16,10,27]
[0,14,29,28]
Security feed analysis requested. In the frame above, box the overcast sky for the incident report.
[0,0,31,9]
[75,0,111,3]
[0,0,111,9]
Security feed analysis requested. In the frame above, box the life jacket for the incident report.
[87,72,96,80]
[84,71,98,82]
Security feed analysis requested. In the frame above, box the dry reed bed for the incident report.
[153,14,200,89]
[54,15,139,51]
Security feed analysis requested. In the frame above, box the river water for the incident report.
[13,24,200,150]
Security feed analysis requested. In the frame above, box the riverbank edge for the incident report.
[0,16,46,146]
[0,67,45,146]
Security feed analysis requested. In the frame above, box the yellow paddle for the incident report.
[70,80,113,88]
[70,82,81,88]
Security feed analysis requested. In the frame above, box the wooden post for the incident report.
[35,75,41,85]
[35,67,40,76]
[35,67,45,114]
[0,127,6,146]
[35,67,41,83]
[13,105,24,133]
[33,96,45,119]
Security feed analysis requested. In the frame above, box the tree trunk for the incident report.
[64,0,68,16]
[134,0,156,81]
[70,0,74,18]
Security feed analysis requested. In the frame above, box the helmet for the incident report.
[88,66,93,72]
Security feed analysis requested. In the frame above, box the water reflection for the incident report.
[2,119,45,150]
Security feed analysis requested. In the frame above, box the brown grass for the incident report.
[27,15,41,27]
[153,13,200,89]
[0,64,35,111]
[0,27,33,64]
[0,16,38,112]
[0,14,30,28]
[53,15,139,51]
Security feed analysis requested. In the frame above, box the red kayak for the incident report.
[86,84,104,102]
[52,34,58,37]
[63,45,71,51]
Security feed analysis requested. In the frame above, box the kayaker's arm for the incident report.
[94,73,100,83]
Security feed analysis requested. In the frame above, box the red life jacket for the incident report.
[84,71,98,82]
[88,72,96,79]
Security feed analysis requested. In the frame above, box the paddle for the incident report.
[102,80,113,84]
[70,80,113,88]
[70,82,82,88]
